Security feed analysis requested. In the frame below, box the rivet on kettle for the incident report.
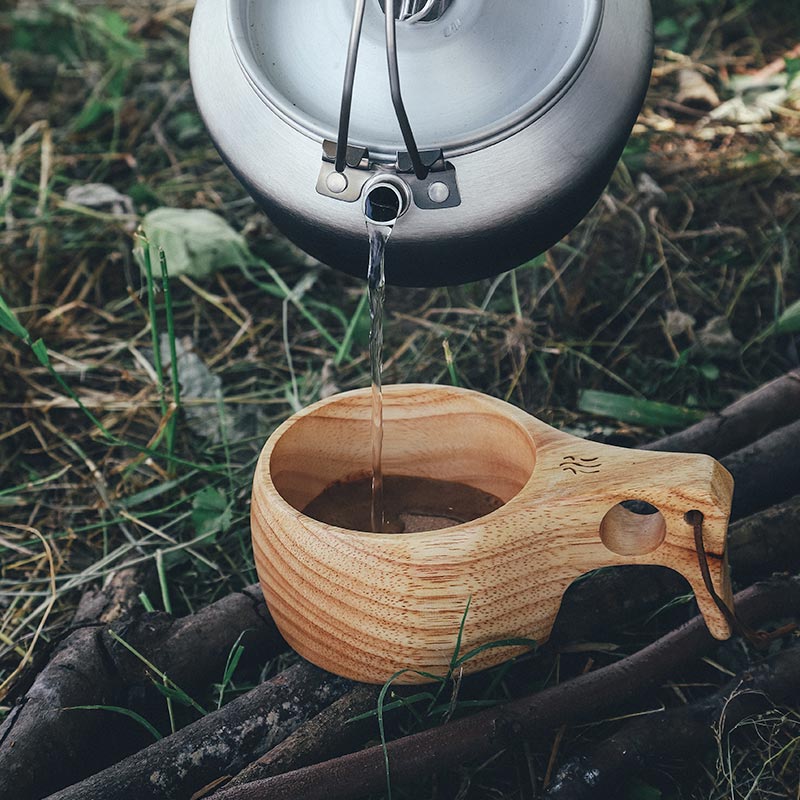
[427,182,450,204]
[325,172,349,195]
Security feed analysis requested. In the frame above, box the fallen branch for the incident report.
[728,493,800,583]
[45,662,352,800]
[71,566,147,628]
[217,685,380,793]
[0,627,124,800]
[545,643,800,798]
[0,568,144,800]
[752,42,800,81]
[0,583,284,800]
[1,566,146,709]
[152,489,800,797]
[643,368,800,458]
[208,577,800,800]
[36,445,797,797]
[722,419,800,520]
[100,584,284,689]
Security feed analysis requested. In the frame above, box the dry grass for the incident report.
[0,0,799,797]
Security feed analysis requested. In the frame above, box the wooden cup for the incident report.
[251,384,734,684]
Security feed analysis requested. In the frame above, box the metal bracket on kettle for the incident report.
[395,149,461,210]
[315,0,461,212]
[316,141,373,204]
[316,140,461,210]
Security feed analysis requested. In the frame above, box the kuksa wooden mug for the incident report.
[251,385,733,684]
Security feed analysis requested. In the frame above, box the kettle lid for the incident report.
[229,0,604,160]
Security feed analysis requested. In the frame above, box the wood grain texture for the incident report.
[251,385,734,684]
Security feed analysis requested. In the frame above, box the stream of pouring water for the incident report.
[366,219,393,533]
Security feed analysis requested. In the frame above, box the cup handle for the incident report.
[525,420,736,640]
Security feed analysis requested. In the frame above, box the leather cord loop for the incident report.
[687,509,795,649]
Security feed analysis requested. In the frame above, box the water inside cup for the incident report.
[302,474,504,533]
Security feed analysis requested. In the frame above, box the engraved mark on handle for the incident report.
[560,455,601,475]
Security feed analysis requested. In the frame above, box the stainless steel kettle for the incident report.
[190,1,653,286]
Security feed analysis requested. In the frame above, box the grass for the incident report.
[0,0,799,797]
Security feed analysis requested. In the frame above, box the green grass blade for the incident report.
[375,669,445,800]
[138,591,156,612]
[140,235,167,417]
[449,596,472,671]
[776,298,800,334]
[0,293,29,339]
[108,629,207,715]
[120,473,197,508]
[241,261,342,352]
[347,691,438,723]
[335,290,368,366]
[442,339,459,387]
[377,670,410,800]
[510,270,523,319]
[155,549,171,614]
[29,339,114,437]
[159,247,181,465]
[578,389,706,429]
[64,705,162,741]
[454,637,537,668]
[0,466,71,499]
[222,644,245,687]
[216,631,247,710]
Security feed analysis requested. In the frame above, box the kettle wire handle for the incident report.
[335,0,367,173]
[335,0,431,180]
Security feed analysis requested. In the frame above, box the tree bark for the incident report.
[545,643,800,798]
[727,493,800,583]
[207,577,800,800]
[0,569,145,800]
[0,627,126,800]
[643,368,800,458]
[218,685,380,792]
[44,662,352,800]
[70,567,147,628]
[722,419,800,520]
[100,584,284,689]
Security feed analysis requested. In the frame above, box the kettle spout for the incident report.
[363,178,410,226]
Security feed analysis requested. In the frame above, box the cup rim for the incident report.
[255,383,538,538]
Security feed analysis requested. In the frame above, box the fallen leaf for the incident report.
[65,183,134,214]
[664,309,696,339]
[695,316,740,359]
[191,486,232,541]
[578,390,706,429]
[138,208,251,279]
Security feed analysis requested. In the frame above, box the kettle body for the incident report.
[190,0,653,286]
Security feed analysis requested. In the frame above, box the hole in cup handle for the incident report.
[599,500,667,557]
